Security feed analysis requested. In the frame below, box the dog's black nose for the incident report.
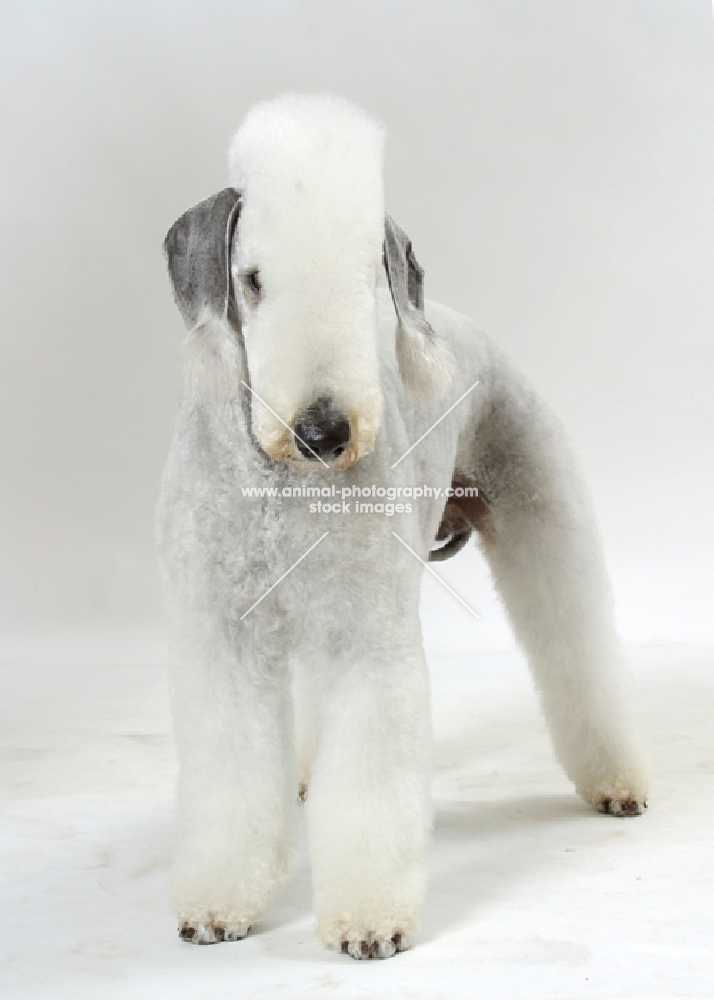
[293,397,351,461]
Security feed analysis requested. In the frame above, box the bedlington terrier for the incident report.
[158,93,650,960]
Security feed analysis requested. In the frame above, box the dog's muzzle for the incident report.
[293,396,352,462]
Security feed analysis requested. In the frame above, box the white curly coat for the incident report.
[157,94,650,960]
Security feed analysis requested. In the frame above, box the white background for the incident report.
[1,0,713,659]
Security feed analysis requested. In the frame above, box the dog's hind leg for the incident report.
[463,370,650,815]
[291,658,321,801]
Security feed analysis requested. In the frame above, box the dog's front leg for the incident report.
[169,625,296,944]
[305,636,432,960]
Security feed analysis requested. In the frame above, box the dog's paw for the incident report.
[579,775,649,818]
[596,796,648,818]
[179,919,251,945]
[339,930,412,961]
[320,917,415,961]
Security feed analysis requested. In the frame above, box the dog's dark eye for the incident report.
[243,269,262,300]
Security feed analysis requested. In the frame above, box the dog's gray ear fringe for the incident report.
[383,215,453,399]
[164,188,242,329]
[164,189,245,402]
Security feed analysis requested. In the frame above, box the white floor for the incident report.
[1,645,712,999]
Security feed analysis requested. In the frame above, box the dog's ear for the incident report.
[164,189,245,402]
[163,188,242,329]
[383,215,452,398]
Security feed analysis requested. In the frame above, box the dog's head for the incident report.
[164,94,451,469]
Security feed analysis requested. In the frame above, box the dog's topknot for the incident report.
[229,92,385,191]
[227,93,386,251]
